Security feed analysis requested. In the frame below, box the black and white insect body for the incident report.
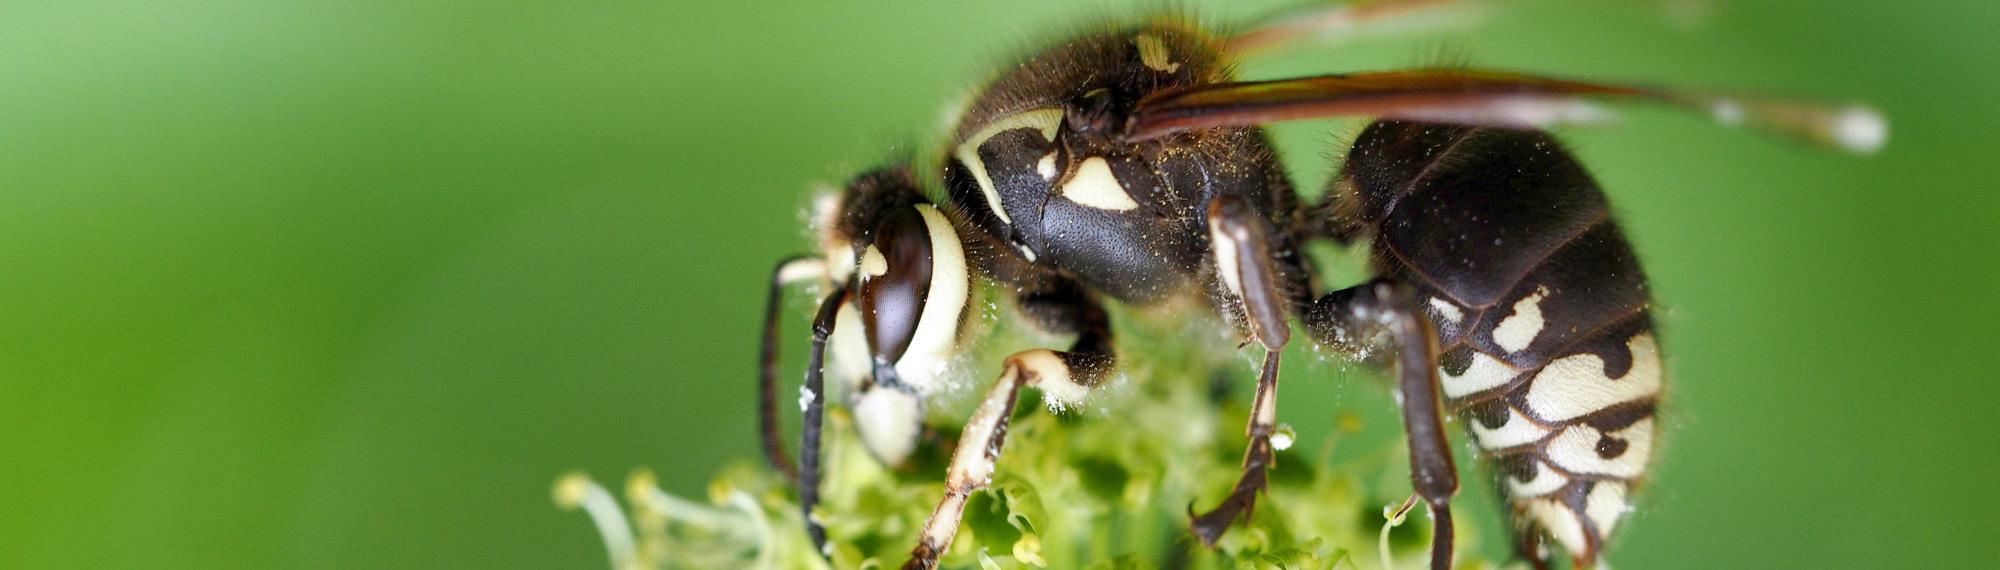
[1324,121,1664,563]
[754,5,1882,569]
[943,26,1310,307]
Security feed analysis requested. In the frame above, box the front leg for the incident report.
[798,283,852,557]
[1190,194,1294,546]
[902,288,1115,570]
[758,255,827,479]
[1306,280,1458,570]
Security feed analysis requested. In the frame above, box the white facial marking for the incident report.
[1545,418,1654,478]
[1493,286,1549,353]
[1524,333,1663,422]
[1015,243,1038,262]
[1470,404,1552,450]
[892,205,971,393]
[1507,458,1570,498]
[1428,297,1464,325]
[1585,482,1630,537]
[851,387,923,467]
[1526,498,1588,556]
[954,108,1064,226]
[1440,350,1522,399]
[859,245,888,278]
[1036,151,1058,181]
[827,302,870,390]
[1132,34,1180,73]
[1059,157,1140,211]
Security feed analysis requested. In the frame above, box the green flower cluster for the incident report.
[556,307,1510,570]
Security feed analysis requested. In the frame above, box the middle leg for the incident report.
[1306,279,1458,570]
[1190,194,1297,545]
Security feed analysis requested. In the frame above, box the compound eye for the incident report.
[855,207,934,367]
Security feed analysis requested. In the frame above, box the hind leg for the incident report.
[1306,279,1459,570]
[1189,195,1300,545]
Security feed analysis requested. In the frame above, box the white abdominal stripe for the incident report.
[1510,474,1634,561]
[1442,327,1661,556]
[1447,331,1662,433]
[1476,390,1652,560]
[1484,406,1655,488]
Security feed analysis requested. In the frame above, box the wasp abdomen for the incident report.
[1336,121,1663,565]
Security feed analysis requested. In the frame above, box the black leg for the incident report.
[1306,280,1458,570]
[902,290,1115,570]
[799,283,851,559]
[1190,195,1294,545]
[759,255,823,480]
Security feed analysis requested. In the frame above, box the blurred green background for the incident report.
[3,0,1996,567]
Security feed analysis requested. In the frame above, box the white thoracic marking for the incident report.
[1546,418,1654,478]
[859,245,888,278]
[1132,34,1180,73]
[1059,157,1140,211]
[1015,349,1085,407]
[1064,155,1144,211]
[851,386,923,467]
[1508,458,1569,498]
[1036,151,1058,180]
[893,205,971,393]
[1524,333,1662,422]
[1440,350,1522,398]
[1470,404,1552,450]
[1208,217,1245,298]
[1584,482,1630,537]
[1493,286,1549,353]
[776,258,828,285]
[1428,297,1464,325]
[954,108,1064,226]
[1526,497,1588,556]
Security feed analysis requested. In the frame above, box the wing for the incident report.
[1125,69,1885,154]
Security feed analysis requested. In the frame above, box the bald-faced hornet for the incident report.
[755,3,1884,568]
